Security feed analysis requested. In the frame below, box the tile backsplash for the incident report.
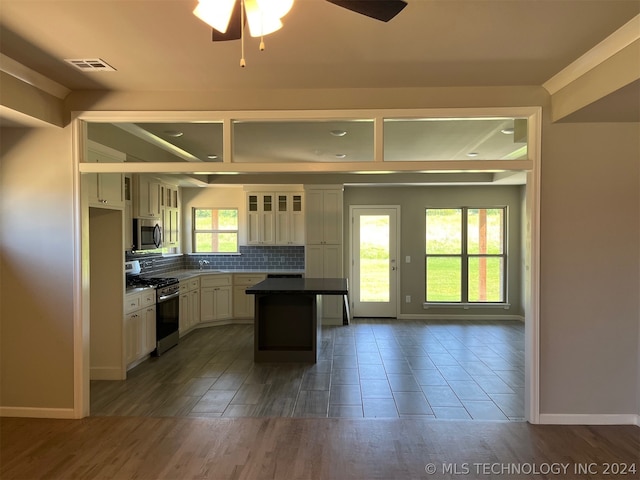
[126,245,305,276]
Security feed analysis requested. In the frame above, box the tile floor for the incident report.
[91,319,525,420]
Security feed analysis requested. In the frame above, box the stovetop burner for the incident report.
[126,275,179,289]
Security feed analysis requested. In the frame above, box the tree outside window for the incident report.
[193,208,238,253]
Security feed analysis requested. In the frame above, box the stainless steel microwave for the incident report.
[133,218,162,251]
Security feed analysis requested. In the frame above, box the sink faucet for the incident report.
[199,259,210,271]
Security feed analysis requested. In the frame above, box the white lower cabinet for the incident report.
[200,274,233,323]
[233,274,267,320]
[179,277,200,336]
[124,289,156,370]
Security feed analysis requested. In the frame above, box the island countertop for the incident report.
[246,277,348,296]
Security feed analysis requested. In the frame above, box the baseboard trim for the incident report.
[0,406,77,419]
[539,413,640,426]
[398,313,525,322]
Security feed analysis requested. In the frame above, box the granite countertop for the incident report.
[125,286,155,295]
[246,277,348,295]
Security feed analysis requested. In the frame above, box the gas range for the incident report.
[126,275,179,290]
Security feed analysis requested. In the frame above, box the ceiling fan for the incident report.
[208,0,408,42]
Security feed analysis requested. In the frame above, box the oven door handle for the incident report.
[158,291,180,302]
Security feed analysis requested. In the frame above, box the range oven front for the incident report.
[155,282,180,355]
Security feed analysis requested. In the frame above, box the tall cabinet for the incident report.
[305,186,344,324]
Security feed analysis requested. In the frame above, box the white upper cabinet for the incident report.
[246,192,275,245]
[305,188,343,245]
[86,141,125,209]
[275,192,305,245]
[134,175,162,219]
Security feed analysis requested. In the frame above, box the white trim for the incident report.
[0,407,76,419]
[539,414,640,426]
[0,53,71,99]
[543,14,640,95]
[398,313,524,322]
[349,205,401,319]
[74,106,542,422]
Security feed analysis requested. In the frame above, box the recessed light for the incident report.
[466,152,479,157]
[330,129,347,137]
[335,153,347,159]
[164,130,184,137]
[501,128,515,135]
[207,154,218,160]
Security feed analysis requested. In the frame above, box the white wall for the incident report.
[539,122,640,418]
[0,126,76,413]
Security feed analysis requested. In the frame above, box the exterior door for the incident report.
[351,207,399,318]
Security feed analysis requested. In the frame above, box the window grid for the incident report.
[425,207,507,304]
[193,208,239,253]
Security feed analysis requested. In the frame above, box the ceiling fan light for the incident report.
[193,0,236,34]
[256,0,294,19]
[245,0,283,37]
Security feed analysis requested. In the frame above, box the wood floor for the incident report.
[91,319,525,420]
[2,321,639,479]
[2,416,638,479]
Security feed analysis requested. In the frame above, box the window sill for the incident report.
[423,303,511,310]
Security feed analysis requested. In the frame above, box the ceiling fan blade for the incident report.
[212,0,242,42]
[326,0,407,22]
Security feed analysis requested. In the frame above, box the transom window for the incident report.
[425,207,507,304]
[193,208,238,253]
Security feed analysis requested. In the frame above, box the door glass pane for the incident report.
[468,257,504,302]
[468,208,504,254]
[426,209,461,254]
[426,257,461,302]
[359,215,389,302]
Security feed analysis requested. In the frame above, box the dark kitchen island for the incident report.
[246,277,349,363]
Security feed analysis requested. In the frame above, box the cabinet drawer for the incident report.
[200,274,231,288]
[179,282,189,294]
[233,274,267,286]
[140,291,156,307]
[125,294,141,314]
[188,278,200,290]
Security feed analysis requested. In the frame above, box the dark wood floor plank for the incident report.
[1,417,638,480]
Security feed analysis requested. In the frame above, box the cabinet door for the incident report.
[305,244,324,277]
[99,173,124,207]
[305,190,324,244]
[124,312,138,365]
[233,285,254,318]
[247,193,275,245]
[136,176,161,219]
[275,194,290,245]
[189,289,200,328]
[143,305,156,354]
[200,287,215,322]
[322,190,343,244]
[214,286,233,320]
[179,293,189,334]
[290,193,305,245]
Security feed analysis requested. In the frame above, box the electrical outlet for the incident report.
[405,256,411,263]
[405,295,411,303]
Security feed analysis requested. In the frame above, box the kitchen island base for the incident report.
[247,278,348,363]
[254,293,320,363]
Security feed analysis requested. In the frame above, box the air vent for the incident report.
[64,58,116,72]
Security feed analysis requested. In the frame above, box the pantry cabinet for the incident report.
[305,186,344,323]
[86,141,125,209]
